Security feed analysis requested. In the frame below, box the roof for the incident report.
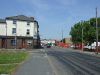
[6,15,34,22]
[0,19,6,23]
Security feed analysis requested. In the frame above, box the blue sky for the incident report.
[0,0,100,40]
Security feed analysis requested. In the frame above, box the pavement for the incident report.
[14,49,55,75]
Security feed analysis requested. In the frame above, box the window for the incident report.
[35,31,37,34]
[34,31,37,37]
[13,20,16,24]
[26,29,30,35]
[12,28,16,34]
[27,21,30,25]
[11,39,16,46]
[34,35,37,37]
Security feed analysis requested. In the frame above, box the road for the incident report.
[14,47,100,75]
[47,47,100,75]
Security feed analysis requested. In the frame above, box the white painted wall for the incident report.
[16,21,34,37]
[6,20,16,36]
[6,20,35,37]
[34,23,38,38]
[0,23,6,36]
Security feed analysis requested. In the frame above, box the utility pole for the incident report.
[6,23,7,49]
[80,21,84,52]
[96,7,98,54]
[15,34,17,49]
[62,28,63,43]
[81,21,84,52]
[15,21,17,49]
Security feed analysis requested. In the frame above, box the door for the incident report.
[22,39,26,48]
[2,38,6,48]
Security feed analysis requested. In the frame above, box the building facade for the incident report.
[0,15,40,49]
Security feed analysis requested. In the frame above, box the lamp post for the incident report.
[6,22,7,49]
[96,7,98,54]
[62,28,64,43]
[81,21,84,52]
[82,22,84,52]
[14,34,16,49]
[15,20,17,49]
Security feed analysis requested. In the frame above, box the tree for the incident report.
[70,17,100,45]
[83,21,95,45]
[70,22,82,44]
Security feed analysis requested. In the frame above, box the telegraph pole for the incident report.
[62,28,63,43]
[96,7,98,54]
[80,21,84,52]
[6,23,7,48]
[15,21,17,49]
[81,21,84,52]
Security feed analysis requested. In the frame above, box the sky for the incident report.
[0,0,100,40]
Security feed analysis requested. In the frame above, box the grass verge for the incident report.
[0,51,28,74]
[0,64,17,74]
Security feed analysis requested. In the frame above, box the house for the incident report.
[0,15,40,49]
[64,38,72,44]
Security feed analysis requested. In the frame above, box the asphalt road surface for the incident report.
[46,47,100,75]
[14,47,100,75]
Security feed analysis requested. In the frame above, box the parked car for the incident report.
[47,45,51,48]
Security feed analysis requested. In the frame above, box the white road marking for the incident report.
[44,49,59,75]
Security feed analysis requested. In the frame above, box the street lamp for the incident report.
[81,21,84,52]
[6,22,7,48]
[62,28,64,43]
[82,21,84,52]
[95,7,98,54]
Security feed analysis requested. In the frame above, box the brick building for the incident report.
[0,15,40,49]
